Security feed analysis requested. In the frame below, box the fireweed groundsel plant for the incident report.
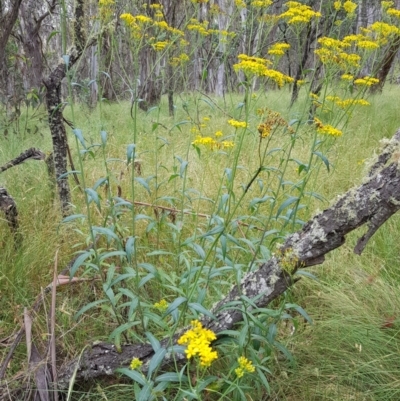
[55,0,400,399]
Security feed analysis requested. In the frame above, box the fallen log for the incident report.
[53,128,400,388]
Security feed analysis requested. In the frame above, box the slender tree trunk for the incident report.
[0,0,23,96]
[43,0,87,215]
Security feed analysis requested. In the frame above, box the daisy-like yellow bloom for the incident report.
[341,73,354,80]
[154,299,168,312]
[215,130,223,137]
[233,54,293,86]
[228,119,247,129]
[235,0,246,8]
[334,1,341,10]
[152,41,170,51]
[251,0,273,7]
[387,8,400,18]
[326,96,370,108]
[279,1,321,24]
[169,54,190,67]
[130,358,143,370]
[371,21,400,37]
[343,1,357,14]
[268,42,290,56]
[178,320,218,367]
[135,14,152,24]
[314,117,343,137]
[354,76,379,86]
[357,40,379,50]
[235,356,255,378]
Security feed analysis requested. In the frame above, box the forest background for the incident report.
[2,0,400,400]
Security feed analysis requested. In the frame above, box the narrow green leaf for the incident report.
[116,368,146,386]
[148,348,167,378]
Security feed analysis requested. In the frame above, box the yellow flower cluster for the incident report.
[387,8,400,18]
[192,135,234,150]
[354,76,379,86]
[341,73,354,80]
[235,356,255,378]
[251,0,273,7]
[233,54,293,87]
[152,40,170,51]
[154,299,168,311]
[315,37,361,68]
[314,118,343,137]
[334,1,357,14]
[235,0,246,8]
[120,12,184,39]
[370,21,400,45]
[279,1,322,24]
[342,33,379,51]
[228,119,247,128]
[169,54,190,67]
[187,19,210,36]
[130,357,143,370]
[326,96,370,109]
[268,42,291,56]
[177,320,218,367]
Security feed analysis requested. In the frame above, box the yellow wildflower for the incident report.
[354,76,379,86]
[235,0,246,8]
[343,1,357,14]
[235,356,255,378]
[228,119,247,129]
[135,14,152,24]
[371,21,400,37]
[215,130,223,137]
[177,320,218,367]
[154,299,168,312]
[334,1,341,10]
[314,118,343,137]
[152,41,170,51]
[279,1,321,24]
[130,358,143,370]
[341,73,354,80]
[268,42,290,56]
[251,0,273,7]
[387,8,400,18]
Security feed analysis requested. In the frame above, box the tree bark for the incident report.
[0,0,23,96]
[0,186,19,236]
[52,128,400,388]
[43,0,87,215]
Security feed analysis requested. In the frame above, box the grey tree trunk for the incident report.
[43,0,87,215]
[0,0,23,98]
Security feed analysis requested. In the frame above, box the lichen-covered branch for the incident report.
[0,148,46,174]
[51,129,400,388]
